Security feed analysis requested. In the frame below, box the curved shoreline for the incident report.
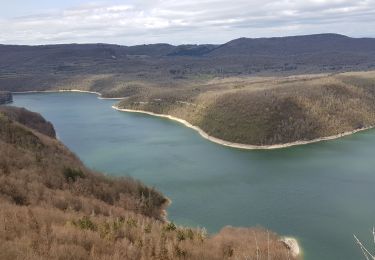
[112,105,374,150]
[12,90,374,150]
[12,89,125,100]
[10,90,305,258]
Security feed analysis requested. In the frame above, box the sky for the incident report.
[0,0,374,45]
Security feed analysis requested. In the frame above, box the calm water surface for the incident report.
[12,92,375,260]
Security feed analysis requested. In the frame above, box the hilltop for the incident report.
[0,106,298,259]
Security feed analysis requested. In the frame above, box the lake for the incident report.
[12,92,375,260]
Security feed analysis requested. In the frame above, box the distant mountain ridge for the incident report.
[1,33,375,58]
[207,33,375,56]
[1,33,375,93]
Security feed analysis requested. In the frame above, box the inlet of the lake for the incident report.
[12,92,375,260]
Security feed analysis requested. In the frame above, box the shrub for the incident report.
[72,216,97,231]
[126,217,138,228]
[163,222,177,232]
[144,223,152,233]
[177,230,186,241]
[63,167,85,182]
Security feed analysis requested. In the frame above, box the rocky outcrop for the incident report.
[281,237,301,258]
[0,91,12,104]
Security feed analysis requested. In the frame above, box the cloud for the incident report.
[0,0,374,45]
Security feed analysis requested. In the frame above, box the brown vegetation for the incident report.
[118,71,375,146]
[0,107,298,259]
[0,106,55,137]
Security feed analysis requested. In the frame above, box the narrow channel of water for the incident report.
[12,92,375,260]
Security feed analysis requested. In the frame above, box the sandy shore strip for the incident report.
[112,105,374,150]
[12,89,125,100]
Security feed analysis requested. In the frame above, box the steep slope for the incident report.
[0,107,298,259]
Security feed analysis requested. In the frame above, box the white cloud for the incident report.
[0,0,374,45]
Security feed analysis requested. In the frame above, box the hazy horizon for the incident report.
[1,32,372,47]
[1,0,375,46]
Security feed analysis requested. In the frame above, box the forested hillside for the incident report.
[1,34,375,96]
[0,106,297,259]
[117,71,375,146]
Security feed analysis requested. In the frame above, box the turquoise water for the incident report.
[12,92,375,260]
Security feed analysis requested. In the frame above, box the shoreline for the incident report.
[10,90,304,258]
[281,237,301,258]
[112,105,374,150]
[12,90,374,150]
[12,89,125,100]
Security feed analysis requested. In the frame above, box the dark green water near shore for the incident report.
[12,92,375,260]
